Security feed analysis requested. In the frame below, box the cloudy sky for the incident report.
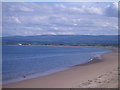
[2,2,118,36]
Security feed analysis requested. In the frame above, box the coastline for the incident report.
[4,45,118,52]
[2,52,104,85]
[3,47,118,88]
[3,44,117,48]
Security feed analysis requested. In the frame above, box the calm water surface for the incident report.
[2,46,111,84]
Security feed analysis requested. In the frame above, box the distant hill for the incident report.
[2,35,119,47]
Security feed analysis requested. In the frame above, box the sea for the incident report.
[2,46,112,85]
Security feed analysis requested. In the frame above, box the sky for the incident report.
[2,2,119,36]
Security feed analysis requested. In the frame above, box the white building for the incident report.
[18,43,22,45]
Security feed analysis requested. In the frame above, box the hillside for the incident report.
[2,35,119,47]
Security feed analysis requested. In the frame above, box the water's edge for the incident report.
[2,47,113,85]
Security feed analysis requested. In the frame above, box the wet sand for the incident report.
[3,50,118,88]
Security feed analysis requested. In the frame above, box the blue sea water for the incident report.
[2,46,111,84]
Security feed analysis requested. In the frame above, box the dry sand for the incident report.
[3,50,118,88]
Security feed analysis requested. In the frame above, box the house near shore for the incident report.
[18,43,22,45]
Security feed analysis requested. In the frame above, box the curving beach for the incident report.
[3,47,118,88]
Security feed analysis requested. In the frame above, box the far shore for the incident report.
[3,47,118,88]
[3,44,118,48]
[4,44,118,53]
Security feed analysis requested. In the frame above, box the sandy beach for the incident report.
[3,49,118,88]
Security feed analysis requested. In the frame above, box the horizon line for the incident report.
[2,34,119,37]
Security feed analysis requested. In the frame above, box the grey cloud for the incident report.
[105,2,118,17]
[2,2,118,36]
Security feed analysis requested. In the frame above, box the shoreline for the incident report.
[4,44,118,52]
[2,45,113,85]
[2,51,105,85]
[3,44,118,48]
[3,47,118,88]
